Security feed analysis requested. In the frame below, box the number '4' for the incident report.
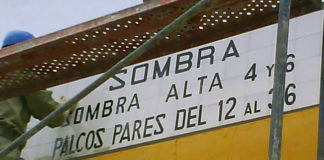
[245,63,257,81]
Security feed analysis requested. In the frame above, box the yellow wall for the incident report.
[88,107,319,160]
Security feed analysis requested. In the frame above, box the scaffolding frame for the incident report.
[0,0,321,159]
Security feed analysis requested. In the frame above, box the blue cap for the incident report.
[2,31,35,48]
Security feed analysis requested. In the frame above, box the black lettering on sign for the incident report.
[266,64,275,77]
[183,81,193,98]
[85,130,95,150]
[74,107,84,124]
[253,101,261,113]
[175,52,193,74]
[155,114,166,135]
[244,104,252,115]
[113,124,123,145]
[52,128,106,158]
[222,40,240,61]
[218,97,236,121]
[198,105,207,126]
[60,136,69,156]
[69,135,75,154]
[116,97,127,114]
[198,76,208,94]
[187,106,198,128]
[112,114,166,145]
[77,133,86,152]
[175,109,186,130]
[285,83,296,105]
[244,63,257,81]
[197,46,215,68]
[53,138,63,158]
[109,69,127,91]
[244,101,260,116]
[120,123,131,144]
[286,54,295,72]
[102,100,113,117]
[132,120,142,140]
[128,93,140,111]
[175,105,206,130]
[268,83,297,108]
[165,84,179,102]
[131,63,149,85]
[144,116,154,138]
[153,57,171,79]
[266,53,295,78]
[86,103,100,122]
[209,73,223,91]
[268,89,273,109]
[94,128,105,148]
[74,93,141,124]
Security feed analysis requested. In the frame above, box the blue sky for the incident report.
[0,0,142,46]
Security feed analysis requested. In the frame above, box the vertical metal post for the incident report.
[317,31,324,160]
[268,0,291,160]
[0,0,212,158]
[317,3,324,160]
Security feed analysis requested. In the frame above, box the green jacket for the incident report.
[0,90,67,138]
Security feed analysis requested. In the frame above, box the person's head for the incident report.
[2,30,35,49]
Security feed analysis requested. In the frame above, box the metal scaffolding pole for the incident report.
[268,0,291,160]
[0,0,211,158]
[317,2,324,159]
[317,33,324,160]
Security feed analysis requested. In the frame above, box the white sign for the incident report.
[22,11,323,160]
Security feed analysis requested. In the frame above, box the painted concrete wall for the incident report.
[88,106,318,160]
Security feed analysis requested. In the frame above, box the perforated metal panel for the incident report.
[0,0,319,100]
